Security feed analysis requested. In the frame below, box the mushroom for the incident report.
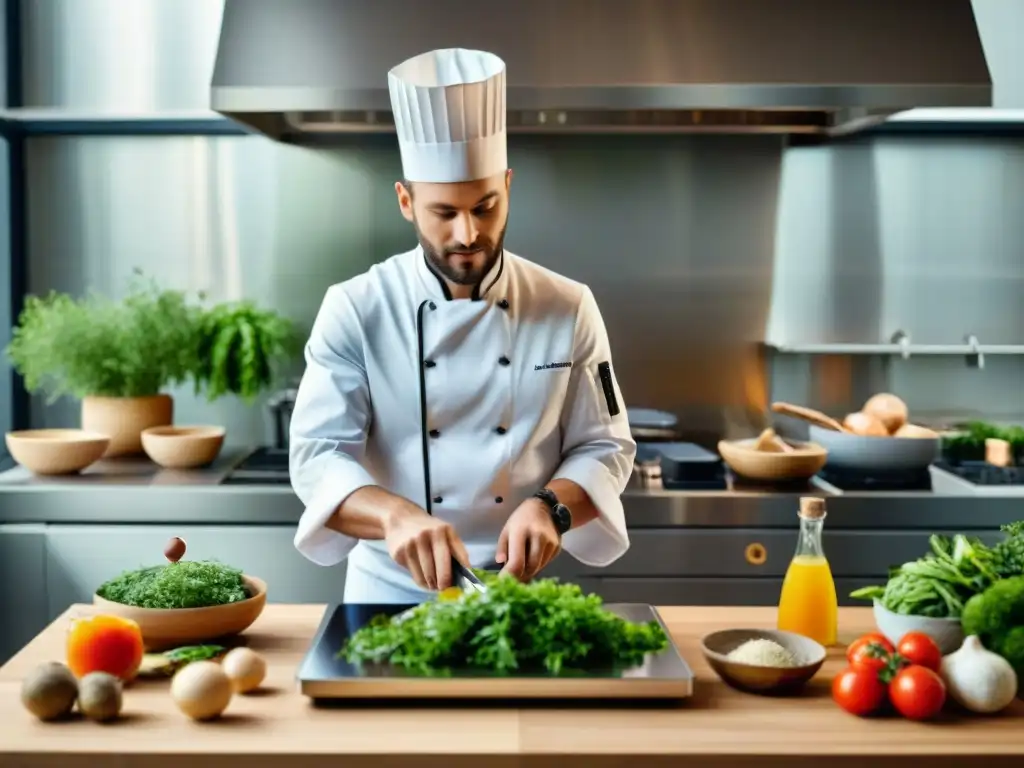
[862,393,909,434]
[843,411,889,437]
[170,660,233,721]
[221,647,267,693]
[164,536,187,564]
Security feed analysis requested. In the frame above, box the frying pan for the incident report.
[807,426,940,474]
[772,402,940,474]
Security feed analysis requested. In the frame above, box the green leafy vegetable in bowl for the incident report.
[96,561,249,610]
[340,574,669,676]
[850,522,1024,619]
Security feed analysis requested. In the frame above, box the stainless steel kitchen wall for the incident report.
[768,136,1024,429]
[768,136,1024,347]
[23,133,784,447]
[21,0,224,111]
[14,0,1024,445]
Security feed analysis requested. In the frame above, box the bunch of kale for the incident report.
[851,522,1024,619]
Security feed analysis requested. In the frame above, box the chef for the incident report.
[290,47,636,604]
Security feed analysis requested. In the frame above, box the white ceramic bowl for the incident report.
[872,599,964,655]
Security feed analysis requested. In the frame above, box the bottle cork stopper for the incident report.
[799,497,826,519]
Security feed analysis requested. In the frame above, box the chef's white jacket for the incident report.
[290,246,636,603]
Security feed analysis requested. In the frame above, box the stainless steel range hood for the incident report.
[211,0,991,141]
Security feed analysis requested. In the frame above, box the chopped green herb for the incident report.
[138,644,226,677]
[96,561,248,609]
[339,575,669,676]
[164,644,227,663]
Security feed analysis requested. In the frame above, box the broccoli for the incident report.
[961,575,1024,687]
[991,522,1024,578]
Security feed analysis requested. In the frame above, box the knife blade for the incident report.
[452,557,487,594]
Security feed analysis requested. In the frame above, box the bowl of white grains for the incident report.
[700,628,826,695]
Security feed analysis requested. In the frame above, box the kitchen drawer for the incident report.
[578,577,878,607]
[45,525,347,617]
[576,529,1004,579]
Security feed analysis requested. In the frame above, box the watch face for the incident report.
[552,503,572,534]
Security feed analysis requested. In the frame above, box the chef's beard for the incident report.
[416,219,508,287]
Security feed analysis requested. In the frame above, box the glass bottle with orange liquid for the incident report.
[777,496,838,646]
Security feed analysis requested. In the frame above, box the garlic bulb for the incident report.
[940,635,1018,714]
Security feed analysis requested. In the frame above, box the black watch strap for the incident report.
[534,487,558,510]
[533,488,571,536]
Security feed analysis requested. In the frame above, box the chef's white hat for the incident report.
[388,48,507,184]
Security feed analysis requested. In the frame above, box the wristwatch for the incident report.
[533,488,572,536]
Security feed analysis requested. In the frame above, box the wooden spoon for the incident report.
[771,402,851,433]
[753,427,796,453]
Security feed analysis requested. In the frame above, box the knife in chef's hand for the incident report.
[452,557,487,594]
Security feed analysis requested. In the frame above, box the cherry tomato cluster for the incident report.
[832,631,946,721]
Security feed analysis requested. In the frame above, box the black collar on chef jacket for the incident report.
[420,247,505,302]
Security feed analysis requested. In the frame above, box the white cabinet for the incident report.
[45,525,347,616]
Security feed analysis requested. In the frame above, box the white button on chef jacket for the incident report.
[289,245,637,603]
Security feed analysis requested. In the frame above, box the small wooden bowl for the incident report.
[141,425,226,469]
[5,429,110,475]
[718,438,828,481]
[701,628,826,695]
[93,574,267,651]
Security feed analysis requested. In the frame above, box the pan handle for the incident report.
[771,402,848,433]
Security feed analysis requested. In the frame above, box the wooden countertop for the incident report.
[1,604,1021,768]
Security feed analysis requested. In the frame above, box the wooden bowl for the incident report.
[93,574,267,651]
[701,628,826,695]
[718,438,828,481]
[141,425,226,469]
[5,429,110,475]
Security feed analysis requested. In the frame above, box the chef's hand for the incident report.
[383,504,471,592]
[495,498,561,582]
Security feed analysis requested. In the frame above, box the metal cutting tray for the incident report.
[296,602,694,701]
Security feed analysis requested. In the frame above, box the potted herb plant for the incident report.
[5,273,199,457]
[192,300,299,404]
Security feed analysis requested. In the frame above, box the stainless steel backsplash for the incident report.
[14,0,1024,445]
[23,133,784,447]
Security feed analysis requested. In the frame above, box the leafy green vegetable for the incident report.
[138,644,226,677]
[340,575,669,676]
[961,575,1024,684]
[194,301,298,403]
[850,523,1024,618]
[942,420,1024,463]
[992,522,1024,579]
[5,270,299,404]
[96,561,248,609]
[5,271,199,400]
[164,644,226,663]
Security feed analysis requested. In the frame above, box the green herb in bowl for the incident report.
[96,561,249,610]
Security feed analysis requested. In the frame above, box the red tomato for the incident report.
[896,632,942,672]
[889,665,946,720]
[846,633,895,663]
[832,666,888,717]
[848,641,893,674]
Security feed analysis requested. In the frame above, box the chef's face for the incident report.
[396,171,511,288]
